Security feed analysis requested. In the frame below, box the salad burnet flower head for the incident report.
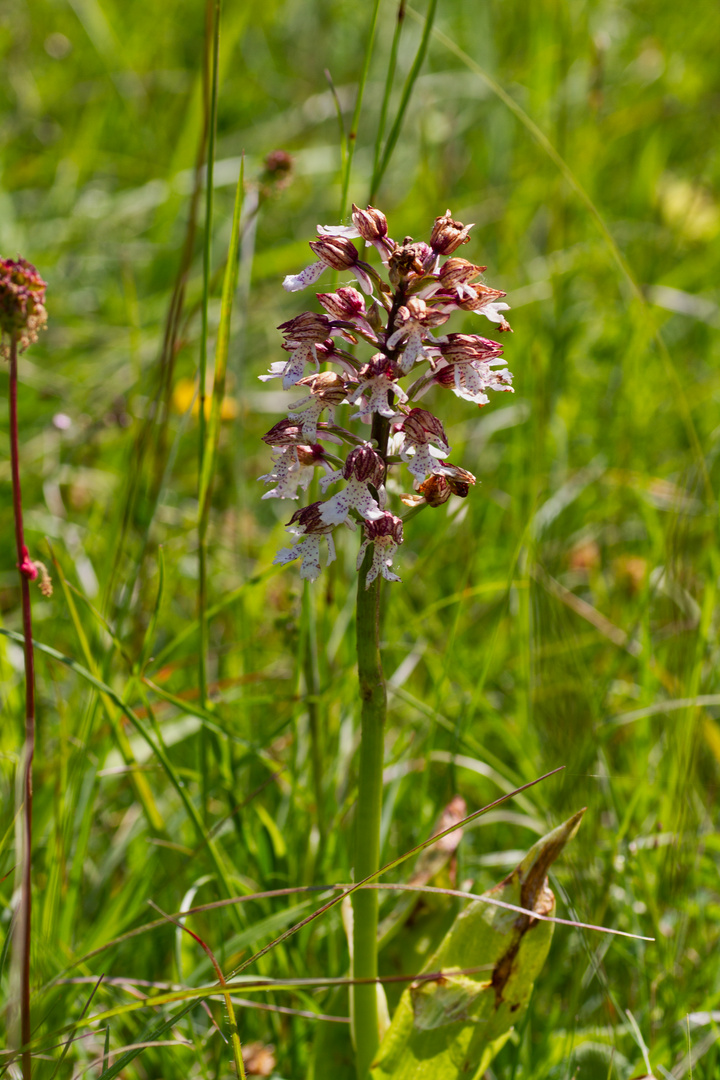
[260,207,514,587]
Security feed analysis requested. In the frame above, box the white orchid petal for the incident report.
[351,266,374,295]
[282,261,327,293]
[318,224,361,238]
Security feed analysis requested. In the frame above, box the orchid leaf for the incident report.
[371,809,585,1080]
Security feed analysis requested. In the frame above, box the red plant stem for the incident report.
[9,333,35,1080]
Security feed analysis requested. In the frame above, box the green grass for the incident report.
[2,0,720,1077]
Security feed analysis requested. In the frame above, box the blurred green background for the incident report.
[2,0,720,1077]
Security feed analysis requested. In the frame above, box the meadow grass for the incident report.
[1,0,720,1077]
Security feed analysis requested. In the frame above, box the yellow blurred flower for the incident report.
[657,174,719,242]
[172,377,238,421]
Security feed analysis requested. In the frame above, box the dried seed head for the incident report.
[400,408,448,447]
[343,444,385,486]
[351,204,389,241]
[0,256,47,354]
[430,210,474,256]
[308,234,359,270]
[388,239,430,286]
[260,150,294,195]
[441,463,476,497]
[417,474,452,506]
[364,512,403,544]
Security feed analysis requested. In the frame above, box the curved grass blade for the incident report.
[370,0,438,201]
[372,1,406,184]
[48,543,164,833]
[0,628,240,926]
[198,156,244,516]
[197,0,222,752]
[149,902,246,1080]
[148,564,282,671]
[136,546,165,676]
[228,767,566,980]
[408,6,711,502]
[48,975,105,1080]
[339,0,382,220]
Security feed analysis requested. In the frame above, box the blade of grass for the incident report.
[370,0,438,200]
[198,156,244,515]
[0,628,241,929]
[148,902,246,1080]
[229,766,566,978]
[48,544,164,834]
[48,974,105,1080]
[409,6,712,503]
[372,1,406,184]
[136,546,166,676]
[147,564,283,671]
[339,0,382,220]
[197,0,222,820]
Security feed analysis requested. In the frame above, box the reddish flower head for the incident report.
[0,257,47,354]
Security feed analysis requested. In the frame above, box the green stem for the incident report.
[352,555,386,1079]
[198,0,221,818]
[352,407,389,1079]
[339,0,381,220]
[303,581,326,854]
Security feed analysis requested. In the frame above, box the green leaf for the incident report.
[371,809,585,1080]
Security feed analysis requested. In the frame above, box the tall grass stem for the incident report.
[198,0,222,816]
[339,0,381,220]
[8,333,35,1080]
[370,0,438,200]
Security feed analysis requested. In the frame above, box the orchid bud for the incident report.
[343,444,385,486]
[439,333,504,363]
[308,235,359,270]
[364,512,403,544]
[441,463,476,497]
[277,311,332,341]
[351,204,389,242]
[400,408,448,447]
[296,370,348,406]
[262,419,306,446]
[438,258,486,289]
[316,286,366,320]
[430,210,474,255]
[296,444,326,466]
[286,500,331,534]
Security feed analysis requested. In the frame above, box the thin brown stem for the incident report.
[9,333,36,1080]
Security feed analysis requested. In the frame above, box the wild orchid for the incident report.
[259,206,514,586]
[259,207,515,1076]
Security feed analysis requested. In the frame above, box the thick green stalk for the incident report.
[352,411,390,1079]
[302,581,326,853]
[352,556,386,1079]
